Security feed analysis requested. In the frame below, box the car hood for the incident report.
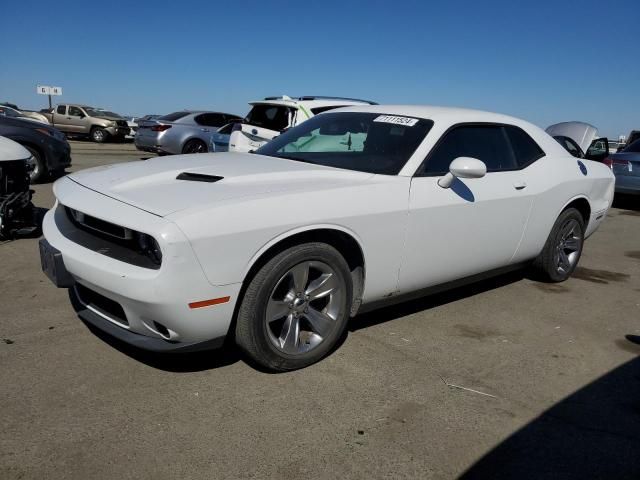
[0,135,30,161]
[546,122,599,152]
[95,115,123,121]
[67,153,375,217]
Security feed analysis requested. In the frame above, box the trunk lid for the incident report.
[610,152,640,177]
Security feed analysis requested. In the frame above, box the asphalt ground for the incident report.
[1,140,639,479]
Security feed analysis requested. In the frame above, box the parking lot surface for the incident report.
[1,141,639,479]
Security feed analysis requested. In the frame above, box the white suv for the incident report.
[228,95,376,152]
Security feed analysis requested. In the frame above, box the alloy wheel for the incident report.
[554,218,582,274]
[265,261,343,355]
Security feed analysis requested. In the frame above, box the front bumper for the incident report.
[134,134,167,154]
[41,181,241,350]
[105,126,130,137]
[70,285,225,352]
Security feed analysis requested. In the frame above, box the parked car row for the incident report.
[133,95,376,155]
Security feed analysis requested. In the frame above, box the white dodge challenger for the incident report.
[40,106,615,371]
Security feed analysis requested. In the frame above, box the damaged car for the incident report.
[0,136,38,239]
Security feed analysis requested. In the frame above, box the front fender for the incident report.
[243,223,367,279]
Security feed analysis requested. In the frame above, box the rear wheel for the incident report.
[182,139,208,154]
[235,243,352,371]
[531,208,584,282]
[90,127,108,143]
[24,145,46,183]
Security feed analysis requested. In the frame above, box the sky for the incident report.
[1,0,638,138]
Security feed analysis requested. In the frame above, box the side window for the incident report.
[195,113,226,127]
[504,125,544,167]
[555,136,581,158]
[422,125,516,175]
[310,106,345,115]
[68,106,83,117]
[56,105,66,115]
[217,123,235,135]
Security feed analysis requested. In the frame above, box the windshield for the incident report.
[256,112,433,175]
[623,139,640,153]
[85,107,122,118]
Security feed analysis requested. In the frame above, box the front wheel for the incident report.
[235,243,353,371]
[90,127,108,143]
[24,145,46,183]
[531,208,585,282]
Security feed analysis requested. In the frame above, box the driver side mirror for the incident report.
[438,157,487,188]
[78,113,85,118]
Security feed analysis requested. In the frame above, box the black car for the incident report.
[0,116,71,183]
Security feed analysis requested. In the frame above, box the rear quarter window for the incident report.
[504,126,545,167]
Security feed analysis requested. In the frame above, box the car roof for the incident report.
[171,110,240,115]
[333,104,529,125]
[331,104,568,159]
[249,96,375,109]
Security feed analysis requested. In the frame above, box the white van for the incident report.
[228,96,376,152]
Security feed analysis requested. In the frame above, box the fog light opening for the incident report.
[153,321,171,339]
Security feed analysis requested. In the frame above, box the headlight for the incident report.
[136,232,162,266]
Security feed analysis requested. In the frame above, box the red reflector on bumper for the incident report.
[189,296,231,309]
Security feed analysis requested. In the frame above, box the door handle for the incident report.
[201,128,210,132]
[514,181,527,190]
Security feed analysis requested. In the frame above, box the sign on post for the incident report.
[36,85,63,109]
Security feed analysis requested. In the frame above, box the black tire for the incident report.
[23,145,47,183]
[182,139,208,154]
[90,127,108,143]
[235,243,353,371]
[531,208,585,282]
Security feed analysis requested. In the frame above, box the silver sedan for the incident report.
[135,111,241,155]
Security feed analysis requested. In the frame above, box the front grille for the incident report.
[59,205,162,270]
[66,207,132,240]
[75,283,128,326]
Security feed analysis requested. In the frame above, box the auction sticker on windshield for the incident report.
[374,115,419,126]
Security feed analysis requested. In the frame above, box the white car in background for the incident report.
[40,105,614,371]
[228,95,376,152]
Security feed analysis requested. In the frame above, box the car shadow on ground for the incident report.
[350,269,526,332]
[460,344,640,479]
[82,269,527,373]
[84,323,241,372]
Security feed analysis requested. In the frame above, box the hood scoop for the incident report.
[176,172,223,183]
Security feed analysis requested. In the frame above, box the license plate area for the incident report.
[39,239,75,288]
